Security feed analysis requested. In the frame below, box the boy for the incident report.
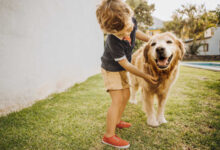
[96,0,158,148]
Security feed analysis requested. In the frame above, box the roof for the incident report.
[184,37,212,43]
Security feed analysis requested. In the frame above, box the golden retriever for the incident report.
[129,32,185,127]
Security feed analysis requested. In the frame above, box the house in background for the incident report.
[184,27,220,55]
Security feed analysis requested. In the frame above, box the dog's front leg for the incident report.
[157,93,168,124]
[142,90,159,127]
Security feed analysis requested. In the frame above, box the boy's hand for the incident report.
[118,59,159,85]
[144,75,158,85]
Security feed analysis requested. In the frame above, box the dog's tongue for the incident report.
[158,58,168,66]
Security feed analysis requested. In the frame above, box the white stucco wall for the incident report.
[0,0,103,116]
[198,27,220,55]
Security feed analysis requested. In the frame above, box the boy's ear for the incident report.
[143,41,151,63]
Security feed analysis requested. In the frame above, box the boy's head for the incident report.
[96,0,134,38]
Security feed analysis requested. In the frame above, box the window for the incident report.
[203,43,209,52]
[211,27,215,36]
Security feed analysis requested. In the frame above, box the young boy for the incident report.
[96,0,158,148]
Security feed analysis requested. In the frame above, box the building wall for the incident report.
[199,27,220,55]
[184,27,220,55]
[0,0,103,116]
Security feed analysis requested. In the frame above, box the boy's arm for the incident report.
[136,29,150,42]
[118,58,158,84]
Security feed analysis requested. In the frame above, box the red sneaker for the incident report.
[116,121,132,129]
[102,135,130,149]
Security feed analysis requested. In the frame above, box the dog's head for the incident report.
[144,32,185,70]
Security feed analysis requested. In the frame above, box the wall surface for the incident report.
[184,27,220,56]
[199,27,220,55]
[0,0,103,116]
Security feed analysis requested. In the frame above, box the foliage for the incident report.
[126,0,142,10]
[126,0,155,51]
[133,39,144,52]
[134,1,155,31]
[187,41,202,55]
[161,12,184,38]
[216,4,220,25]
[162,4,218,55]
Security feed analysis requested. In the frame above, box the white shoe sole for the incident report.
[102,140,130,149]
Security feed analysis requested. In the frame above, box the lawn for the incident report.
[0,66,219,150]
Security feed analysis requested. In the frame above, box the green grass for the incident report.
[0,66,219,150]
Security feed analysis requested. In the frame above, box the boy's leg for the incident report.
[105,89,124,137]
[117,88,130,124]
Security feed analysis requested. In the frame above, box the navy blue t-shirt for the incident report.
[101,17,138,72]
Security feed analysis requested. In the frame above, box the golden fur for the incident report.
[129,32,185,127]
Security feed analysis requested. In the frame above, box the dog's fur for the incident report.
[129,32,185,127]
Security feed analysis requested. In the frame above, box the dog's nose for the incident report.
[156,47,165,54]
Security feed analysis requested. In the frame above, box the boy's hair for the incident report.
[96,0,133,34]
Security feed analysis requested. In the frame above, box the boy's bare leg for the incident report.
[117,88,130,124]
[105,89,124,137]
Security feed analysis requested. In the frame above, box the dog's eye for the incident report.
[167,40,173,44]
[151,42,156,46]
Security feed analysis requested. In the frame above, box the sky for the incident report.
[147,0,219,21]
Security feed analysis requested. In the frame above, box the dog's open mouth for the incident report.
[155,54,173,69]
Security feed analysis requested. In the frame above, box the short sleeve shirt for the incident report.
[101,17,138,72]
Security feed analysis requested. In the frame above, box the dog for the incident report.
[129,32,185,127]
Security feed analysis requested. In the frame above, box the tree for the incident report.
[162,4,218,55]
[216,4,220,25]
[126,0,142,10]
[134,1,155,31]
[161,12,184,38]
[126,0,155,51]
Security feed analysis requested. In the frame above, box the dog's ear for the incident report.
[165,32,185,60]
[143,41,151,63]
[176,39,186,60]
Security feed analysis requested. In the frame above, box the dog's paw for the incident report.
[147,117,159,127]
[129,99,137,104]
[157,117,168,124]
